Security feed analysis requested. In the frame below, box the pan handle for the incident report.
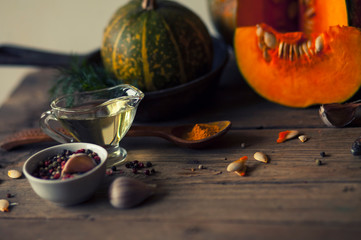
[0,44,84,67]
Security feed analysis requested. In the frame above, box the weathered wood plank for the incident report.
[1,129,360,226]
[1,218,360,240]
[2,218,361,240]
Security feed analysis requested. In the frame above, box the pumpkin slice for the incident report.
[234,23,361,107]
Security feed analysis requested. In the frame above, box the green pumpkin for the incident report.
[101,0,213,92]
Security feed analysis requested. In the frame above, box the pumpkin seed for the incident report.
[307,40,314,55]
[253,152,268,163]
[283,42,289,59]
[258,41,265,50]
[0,199,9,212]
[8,169,22,179]
[263,49,271,62]
[264,32,277,49]
[315,35,324,53]
[227,156,247,172]
[293,44,299,59]
[289,43,293,61]
[298,135,308,142]
[278,41,284,58]
[298,45,304,56]
[305,7,315,18]
[256,25,263,37]
[277,130,299,143]
[302,43,310,58]
[234,165,247,176]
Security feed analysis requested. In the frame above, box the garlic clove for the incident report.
[109,177,156,209]
[62,153,96,174]
[319,102,361,127]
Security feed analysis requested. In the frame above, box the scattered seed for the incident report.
[253,152,268,163]
[315,159,322,166]
[320,152,326,157]
[277,130,299,143]
[8,170,22,179]
[234,165,247,176]
[0,199,9,212]
[191,168,195,172]
[227,156,248,172]
[240,143,246,148]
[298,135,308,142]
[198,165,204,170]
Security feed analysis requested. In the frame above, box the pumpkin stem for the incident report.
[142,0,156,10]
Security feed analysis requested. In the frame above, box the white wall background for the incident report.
[0,0,217,106]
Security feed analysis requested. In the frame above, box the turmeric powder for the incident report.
[185,123,220,141]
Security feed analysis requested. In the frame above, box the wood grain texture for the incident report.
[0,57,361,239]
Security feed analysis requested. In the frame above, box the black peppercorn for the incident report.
[351,137,361,155]
[111,166,117,171]
[320,152,326,157]
[146,162,152,168]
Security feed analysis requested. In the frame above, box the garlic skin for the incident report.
[109,177,156,209]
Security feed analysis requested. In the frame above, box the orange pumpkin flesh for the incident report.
[234,24,361,107]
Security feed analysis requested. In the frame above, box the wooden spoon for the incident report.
[0,121,231,150]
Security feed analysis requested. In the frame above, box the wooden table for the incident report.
[1,54,361,240]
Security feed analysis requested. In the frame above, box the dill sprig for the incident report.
[50,59,118,100]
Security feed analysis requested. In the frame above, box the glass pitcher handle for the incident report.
[39,110,74,143]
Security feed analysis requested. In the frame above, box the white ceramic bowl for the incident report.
[23,142,108,206]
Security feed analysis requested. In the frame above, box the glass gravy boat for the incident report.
[40,84,144,167]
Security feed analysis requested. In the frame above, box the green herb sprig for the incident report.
[50,58,118,100]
